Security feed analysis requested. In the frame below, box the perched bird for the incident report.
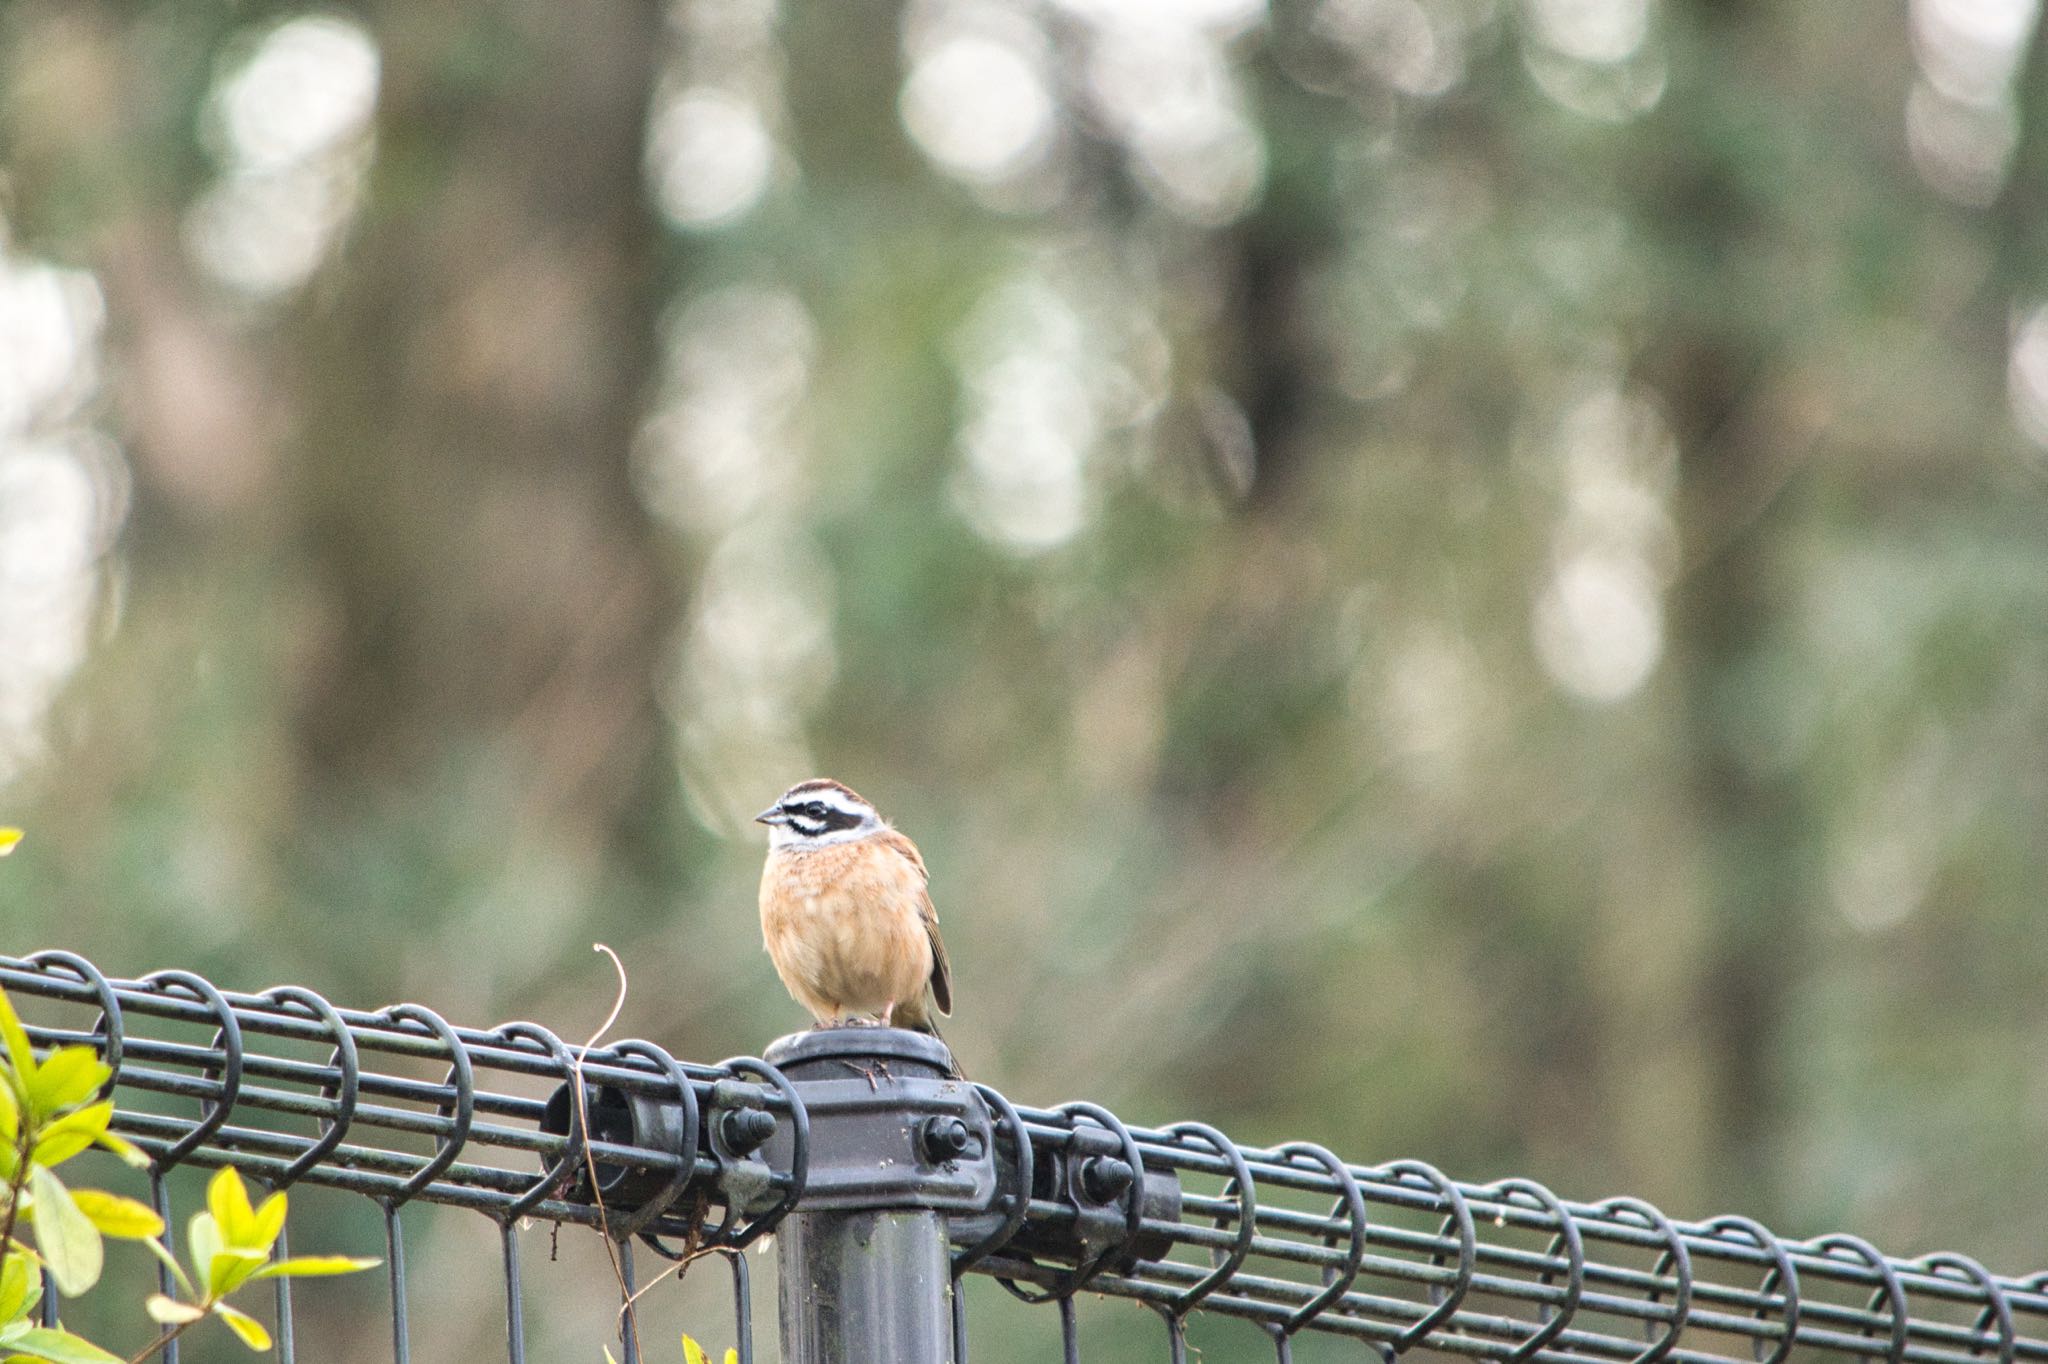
[755,779,953,1041]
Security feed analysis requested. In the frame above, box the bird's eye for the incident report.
[804,802,827,819]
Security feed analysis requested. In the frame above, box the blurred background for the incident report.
[2,0,2047,1356]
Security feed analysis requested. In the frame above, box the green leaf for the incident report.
[247,1191,285,1253]
[23,1052,108,1123]
[0,1327,121,1363]
[139,1236,195,1299]
[205,1168,258,1250]
[250,1255,379,1280]
[88,1131,148,1171]
[603,1349,620,1364]
[25,1135,87,1172]
[26,1166,101,1297]
[69,1190,163,1240]
[209,1249,267,1298]
[0,1255,38,1324]
[0,829,20,858]
[143,1296,205,1326]
[682,1334,710,1364]
[185,1212,222,1293]
[0,989,35,1093]
[28,1103,112,1169]
[210,1302,270,1352]
[0,1072,16,1143]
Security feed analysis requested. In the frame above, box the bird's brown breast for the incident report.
[760,838,933,1020]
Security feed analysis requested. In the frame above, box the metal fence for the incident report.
[2,949,2043,1364]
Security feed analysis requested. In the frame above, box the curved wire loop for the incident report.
[604,1039,700,1241]
[1598,1196,1692,1364]
[27,950,125,1097]
[500,1022,583,1221]
[708,1055,808,1248]
[1272,1141,1368,1335]
[263,985,360,1188]
[1001,1100,1147,1305]
[1481,1178,1583,1364]
[1703,1215,1802,1364]
[1162,1120,1257,1317]
[1264,1323,1397,1364]
[1379,1159,1474,1355]
[144,968,244,1168]
[952,1082,1034,1277]
[1916,1253,2015,1364]
[1813,1234,1908,1364]
[379,1002,475,1205]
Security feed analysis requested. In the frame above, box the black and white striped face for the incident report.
[754,780,884,849]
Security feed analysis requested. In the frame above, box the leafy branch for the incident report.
[126,1166,378,1361]
[0,979,376,1363]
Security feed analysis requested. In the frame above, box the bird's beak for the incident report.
[755,806,789,827]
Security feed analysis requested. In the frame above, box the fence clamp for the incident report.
[758,1028,996,1213]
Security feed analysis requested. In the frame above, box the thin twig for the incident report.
[619,1192,720,1319]
[126,1319,194,1364]
[573,943,637,1354]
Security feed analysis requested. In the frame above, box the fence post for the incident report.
[761,1028,993,1364]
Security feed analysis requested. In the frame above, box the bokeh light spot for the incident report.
[901,29,1056,184]
[647,86,777,229]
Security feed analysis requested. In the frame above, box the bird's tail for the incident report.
[905,1013,966,1080]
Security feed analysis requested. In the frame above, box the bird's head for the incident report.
[756,779,884,849]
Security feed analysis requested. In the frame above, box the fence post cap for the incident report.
[763,1026,958,1079]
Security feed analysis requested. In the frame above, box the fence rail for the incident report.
[3,950,2042,1364]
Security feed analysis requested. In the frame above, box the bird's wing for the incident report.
[923,891,952,1016]
[883,828,952,1017]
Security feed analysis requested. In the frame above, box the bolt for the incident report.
[720,1107,777,1156]
[920,1115,973,1164]
[1080,1155,1134,1203]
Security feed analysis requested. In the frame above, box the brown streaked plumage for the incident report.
[755,780,952,1037]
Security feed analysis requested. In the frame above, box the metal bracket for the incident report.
[758,1028,995,1213]
[973,1120,1181,1275]
[539,1070,786,1223]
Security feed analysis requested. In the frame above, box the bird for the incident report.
[755,779,953,1044]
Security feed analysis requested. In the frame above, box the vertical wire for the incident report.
[501,1220,526,1364]
[729,1249,754,1364]
[383,1202,410,1364]
[1162,1310,1187,1364]
[619,1239,640,1364]
[273,1213,297,1364]
[37,1267,55,1326]
[152,1171,179,1364]
[1060,1296,1079,1364]
[952,1275,968,1364]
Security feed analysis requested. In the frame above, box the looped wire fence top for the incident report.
[0,952,780,1244]
[4,952,2045,1364]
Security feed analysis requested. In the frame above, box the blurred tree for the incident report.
[1,16,2046,1364]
